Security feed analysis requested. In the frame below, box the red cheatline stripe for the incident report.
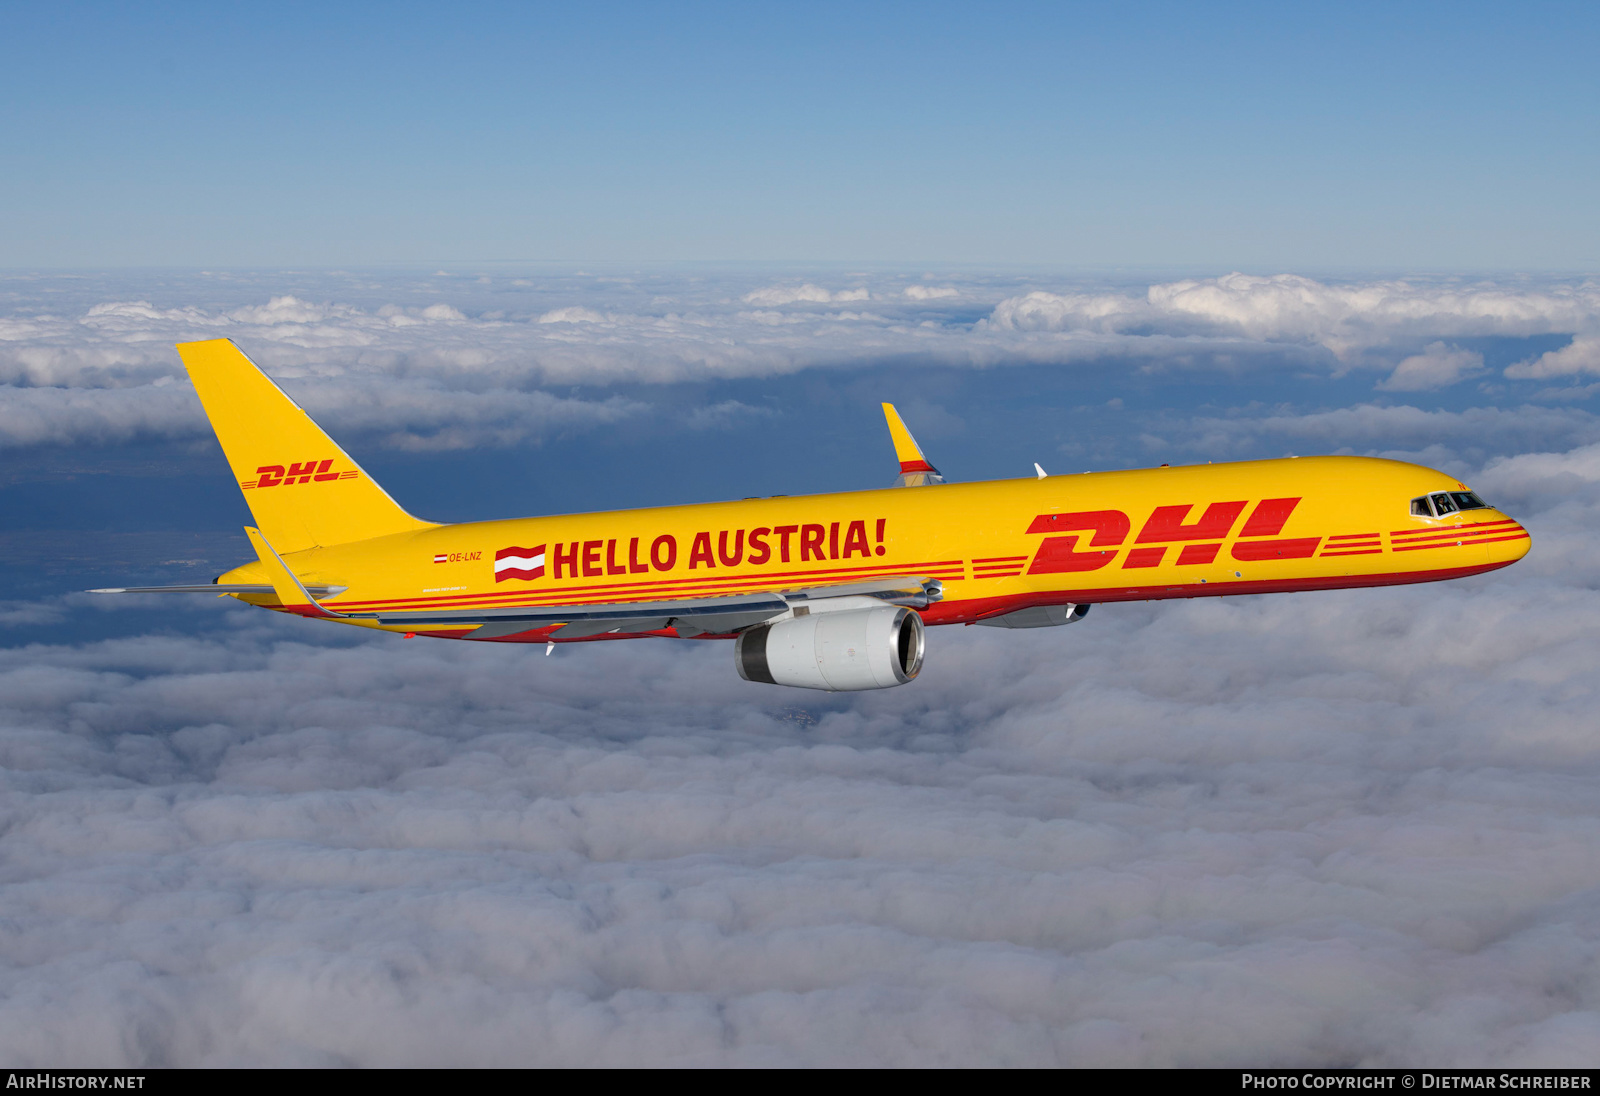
[1327,532,1380,541]
[972,555,1029,564]
[333,560,964,608]
[1390,526,1525,547]
[1393,522,1521,539]
[1320,549,1383,557]
[1390,519,1518,538]
[338,563,963,607]
[352,578,971,614]
[898,459,936,473]
[1392,531,1529,552]
[353,574,974,613]
[336,567,970,609]
[1395,515,1516,531]
[912,560,1520,616]
[1408,531,1529,547]
[1391,535,1488,548]
[348,584,973,615]
[333,563,966,610]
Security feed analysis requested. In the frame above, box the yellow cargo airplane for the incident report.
[91,339,1531,691]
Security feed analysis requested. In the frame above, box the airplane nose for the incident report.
[1482,518,1531,566]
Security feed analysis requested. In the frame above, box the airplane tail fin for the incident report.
[177,339,435,553]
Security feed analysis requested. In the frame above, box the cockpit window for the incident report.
[1410,491,1492,519]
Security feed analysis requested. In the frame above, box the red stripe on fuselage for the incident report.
[1390,519,1518,539]
[460,560,1522,643]
[1391,528,1528,551]
[916,560,1521,622]
[330,559,966,610]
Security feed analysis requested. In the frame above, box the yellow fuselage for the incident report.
[218,454,1531,642]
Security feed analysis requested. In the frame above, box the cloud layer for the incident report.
[2,270,1598,452]
[4,440,1600,1066]
[1160,403,1600,472]
[989,273,1600,352]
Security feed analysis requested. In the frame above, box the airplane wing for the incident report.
[365,574,943,639]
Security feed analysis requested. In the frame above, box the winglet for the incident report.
[244,526,345,618]
[881,403,945,487]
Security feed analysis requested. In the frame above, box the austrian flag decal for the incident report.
[494,544,547,582]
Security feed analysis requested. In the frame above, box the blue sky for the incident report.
[3,1,1597,268]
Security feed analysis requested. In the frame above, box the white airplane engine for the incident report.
[735,604,925,691]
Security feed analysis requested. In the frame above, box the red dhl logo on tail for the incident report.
[1025,498,1321,573]
[241,460,360,490]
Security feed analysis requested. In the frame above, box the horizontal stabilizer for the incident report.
[88,583,347,596]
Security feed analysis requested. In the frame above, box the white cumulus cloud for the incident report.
[1377,342,1486,391]
[1506,336,1600,379]
[743,284,870,306]
[536,306,607,324]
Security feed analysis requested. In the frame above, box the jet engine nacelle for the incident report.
[735,603,925,691]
